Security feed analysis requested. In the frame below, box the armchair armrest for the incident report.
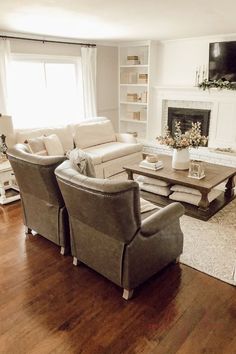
[7,144,67,166]
[141,202,184,237]
[116,133,137,144]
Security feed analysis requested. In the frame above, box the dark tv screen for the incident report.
[209,41,236,82]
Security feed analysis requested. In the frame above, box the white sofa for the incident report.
[14,117,143,178]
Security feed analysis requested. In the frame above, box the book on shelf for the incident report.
[127,111,141,120]
[127,60,140,65]
[139,160,163,171]
[127,56,139,60]
[127,93,138,102]
[138,73,148,84]
[127,56,140,65]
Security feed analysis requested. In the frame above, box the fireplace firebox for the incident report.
[168,107,210,140]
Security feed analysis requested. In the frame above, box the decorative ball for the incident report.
[145,154,159,163]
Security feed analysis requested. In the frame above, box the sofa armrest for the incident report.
[116,133,138,144]
[140,202,184,237]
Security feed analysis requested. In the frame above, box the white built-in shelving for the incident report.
[118,41,158,141]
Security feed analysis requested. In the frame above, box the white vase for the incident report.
[172,148,190,170]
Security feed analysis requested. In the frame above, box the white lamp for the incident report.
[0,114,15,148]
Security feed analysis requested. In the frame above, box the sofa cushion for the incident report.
[74,120,116,149]
[84,142,143,164]
[68,117,108,137]
[16,126,74,153]
[95,151,142,178]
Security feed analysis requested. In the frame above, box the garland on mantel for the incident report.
[198,79,236,91]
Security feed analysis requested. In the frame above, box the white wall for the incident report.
[154,34,236,149]
[157,34,236,87]
[9,39,81,56]
[97,45,118,131]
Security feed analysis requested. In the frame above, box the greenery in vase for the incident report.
[157,121,208,150]
[199,79,236,91]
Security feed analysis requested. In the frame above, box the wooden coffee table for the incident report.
[124,154,236,221]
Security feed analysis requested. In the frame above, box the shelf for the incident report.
[120,84,148,87]
[119,41,158,142]
[120,101,148,106]
[120,119,147,124]
[120,65,149,68]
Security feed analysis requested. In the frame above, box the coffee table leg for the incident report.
[127,170,133,180]
[198,191,210,211]
[225,176,235,198]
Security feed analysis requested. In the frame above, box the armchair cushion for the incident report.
[140,198,158,214]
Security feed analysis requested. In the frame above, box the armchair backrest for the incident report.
[55,160,141,243]
[7,144,69,248]
[8,144,66,206]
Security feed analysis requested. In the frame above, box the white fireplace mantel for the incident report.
[150,85,236,150]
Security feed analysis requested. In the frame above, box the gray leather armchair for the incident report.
[55,160,184,299]
[7,144,70,254]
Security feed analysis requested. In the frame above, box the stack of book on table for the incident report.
[139,159,163,171]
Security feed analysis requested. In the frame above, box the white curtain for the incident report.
[0,39,11,115]
[81,46,97,119]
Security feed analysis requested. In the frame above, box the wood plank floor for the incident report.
[0,201,235,354]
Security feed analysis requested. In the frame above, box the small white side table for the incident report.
[0,159,20,205]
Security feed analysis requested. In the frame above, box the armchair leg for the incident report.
[73,257,78,266]
[60,247,66,256]
[175,256,180,264]
[122,288,134,300]
[24,226,31,235]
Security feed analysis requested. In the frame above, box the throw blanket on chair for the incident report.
[66,148,96,177]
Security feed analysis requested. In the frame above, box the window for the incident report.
[9,55,84,129]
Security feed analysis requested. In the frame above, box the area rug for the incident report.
[110,172,236,286]
[180,198,236,286]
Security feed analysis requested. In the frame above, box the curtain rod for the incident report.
[0,35,96,47]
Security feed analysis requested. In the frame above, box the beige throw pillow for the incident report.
[170,184,201,196]
[169,189,222,206]
[136,175,169,187]
[139,182,171,196]
[25,136,48,156]
[43,134,64,156]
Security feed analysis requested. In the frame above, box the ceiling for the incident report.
[0,0,235,42]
